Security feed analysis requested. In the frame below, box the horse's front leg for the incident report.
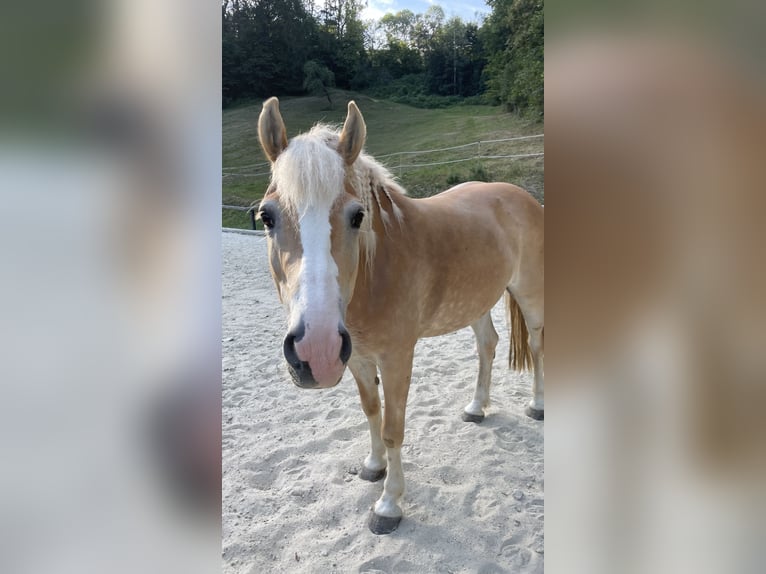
[367,348,414,535]
[348,356,386,482]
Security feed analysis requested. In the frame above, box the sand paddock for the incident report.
[222,231,543,573]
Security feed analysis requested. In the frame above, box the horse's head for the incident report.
[256,97,368,389]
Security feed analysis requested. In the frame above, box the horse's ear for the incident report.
[258,97,288,163]
[338,101,366,165]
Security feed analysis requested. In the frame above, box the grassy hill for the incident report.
[223,90,544,229]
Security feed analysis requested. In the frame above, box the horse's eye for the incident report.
[350,209,365,229]
[259,210,275,230]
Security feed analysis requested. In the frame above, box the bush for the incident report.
[363,73,495,109]
[446,172,462,186]
[367,73,427,99]
[469,164,491,182]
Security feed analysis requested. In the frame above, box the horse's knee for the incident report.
[381,403,406,448]
[381,427,403,449]
[361,399,380,418]
[356,381,381,417]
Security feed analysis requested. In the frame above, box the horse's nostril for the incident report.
[339,326,352,364]
[283,330,303,370]
[283,321,306,368]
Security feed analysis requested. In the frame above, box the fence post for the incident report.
[249,208,256,230]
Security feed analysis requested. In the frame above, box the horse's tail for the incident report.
[505,291,534,371]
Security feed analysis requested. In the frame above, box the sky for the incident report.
[361,0,491,24]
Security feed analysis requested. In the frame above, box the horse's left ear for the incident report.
[338,101,366,165]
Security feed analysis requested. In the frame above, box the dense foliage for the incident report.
[222,0,543,115]
[482,0,543,115]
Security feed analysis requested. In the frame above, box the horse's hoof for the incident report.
[525,405,544,421]
[462,411,485,423]
[359,466,386,482]
[368,511,401,535]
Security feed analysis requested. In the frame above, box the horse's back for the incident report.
[426,179,538,210]
[419,181,543,244]
[401,181,543,337]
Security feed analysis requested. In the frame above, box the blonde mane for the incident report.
[272,123,406,270]
[272,125,346,214]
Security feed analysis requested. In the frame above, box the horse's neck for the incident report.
[359,187,414,275]
[372,183,409,237]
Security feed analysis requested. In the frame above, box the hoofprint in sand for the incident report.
[222,231,543,574]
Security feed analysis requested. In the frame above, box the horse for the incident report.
[255,97,544,534]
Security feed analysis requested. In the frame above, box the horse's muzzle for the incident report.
[283,323,351,388]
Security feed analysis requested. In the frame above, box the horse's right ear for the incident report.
[258,97,288,163]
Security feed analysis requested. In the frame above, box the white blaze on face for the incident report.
[290,205,346,386]
[273,130,348,387]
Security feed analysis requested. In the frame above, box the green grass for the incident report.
[223,89,543,229]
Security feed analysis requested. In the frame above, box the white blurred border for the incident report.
[0,1,221,573]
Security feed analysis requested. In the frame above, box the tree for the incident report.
[303,60,336,107]
[377,39,423,78]
[380,10,416,45]
[221,0,541,110]
[222,0,316,104]
[412,5,445,54]
[423,17,485,97]
[482,0,543,115]
[316,0,368,88]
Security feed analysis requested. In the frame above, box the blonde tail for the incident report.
[506,291,533,371]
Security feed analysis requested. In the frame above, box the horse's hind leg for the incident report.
[348,356,386,482]
[526,322,544,420]
[510,289,544,420]
[462,311,499,423]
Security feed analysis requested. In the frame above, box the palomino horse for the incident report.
[256,97,544,534]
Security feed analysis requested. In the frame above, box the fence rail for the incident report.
[222,134,544,178]
[222,204,257,229]
[397,152,544,169]
[222,160,271,172]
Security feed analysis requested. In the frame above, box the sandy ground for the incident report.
[222,231,544,574]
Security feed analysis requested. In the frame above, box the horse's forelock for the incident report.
[272,126,345,215]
